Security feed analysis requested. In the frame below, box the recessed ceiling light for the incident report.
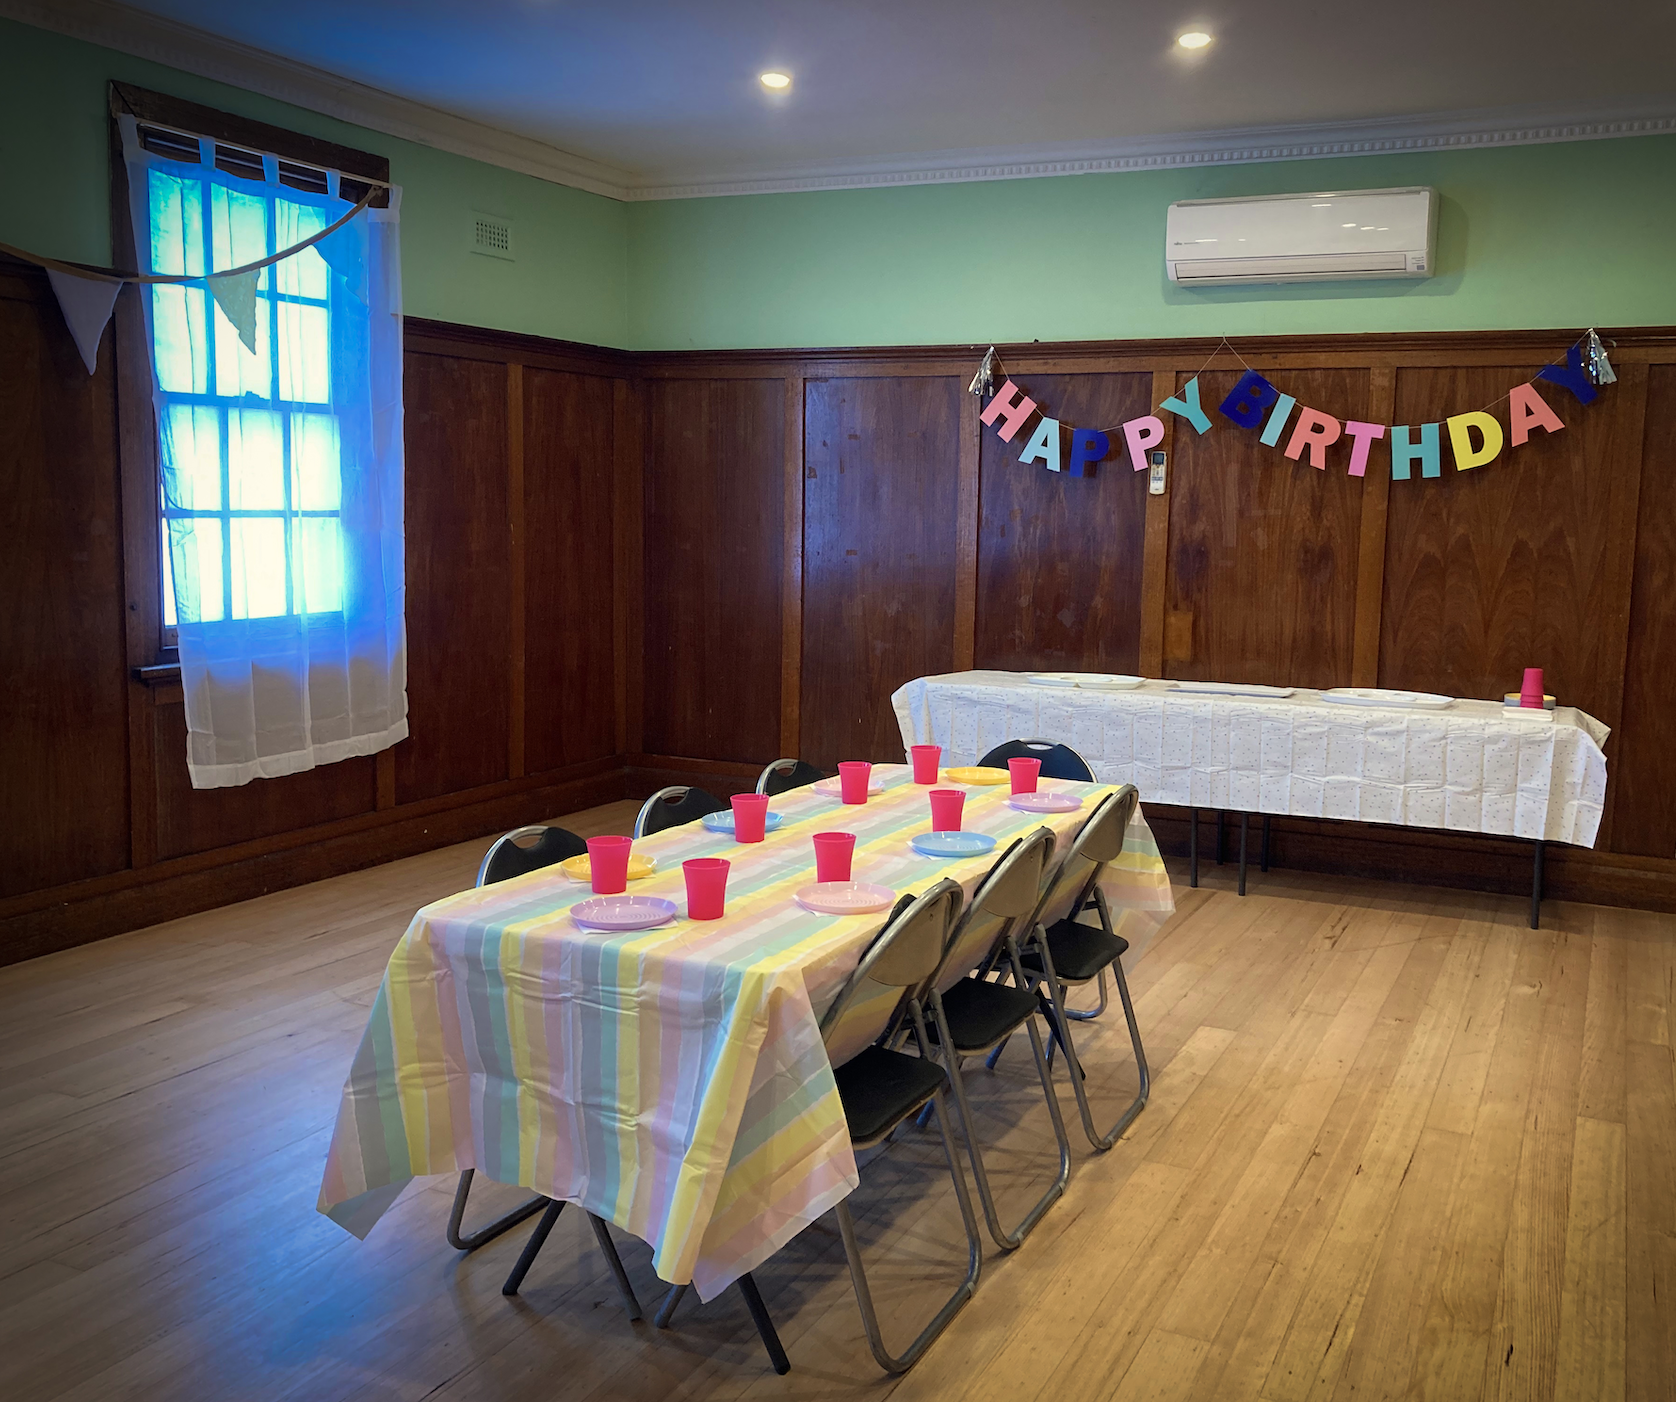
[1177,31,1212,49]
[1343,222,1358,228]
[759,71,791,90]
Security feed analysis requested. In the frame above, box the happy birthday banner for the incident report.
[969,330,1617,481]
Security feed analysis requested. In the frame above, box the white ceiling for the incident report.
[17,0,1676,197]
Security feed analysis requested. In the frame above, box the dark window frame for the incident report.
[108,81,391,671]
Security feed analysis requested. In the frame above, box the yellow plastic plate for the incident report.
[560,853,658,882]
[942,766,1010,786]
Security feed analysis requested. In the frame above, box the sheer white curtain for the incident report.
[122,117,407,788]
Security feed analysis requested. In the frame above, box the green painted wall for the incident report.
[0,18,630,348]
[625,136,1676,350]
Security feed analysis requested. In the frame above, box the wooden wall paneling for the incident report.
[1378,363,1640,727]
[613,379,644,756]
[1351,367,1397,685]
[394,352,513,804]
[1164,366,1371,687]
[953,387,981,672]
[1138,368,1175,677]
[0,271,132,899]
[641,378,784,764]
[376,750,395,810]
[507,362,526,779]
[974,371,1153,675]
[1603,361,1676,859]
[522,368,618,773]
[800,376,962,767]
[781,377,805,758]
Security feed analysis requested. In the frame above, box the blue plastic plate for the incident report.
[910,831,998,859]
[701,810,786,835]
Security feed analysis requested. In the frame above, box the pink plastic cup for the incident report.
[911,744,942,785]
[838,761,873,804]
[683,857,730,920]
[812,831,857,883]
[1008,757,1042,795]
[586,835,633,895]
[730,792,770,843]
[1520,666,1545,708]
[928,788,965,833]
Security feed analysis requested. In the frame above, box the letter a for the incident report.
[1507,383,1565,446]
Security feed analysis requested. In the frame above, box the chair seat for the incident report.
[1020,917,1130,984]
[933,978,1041,1053]
[835,1045,948,1145]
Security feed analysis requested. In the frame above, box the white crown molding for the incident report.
[7,0,1674,204]
[0,0,638,200]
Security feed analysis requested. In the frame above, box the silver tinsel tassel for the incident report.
[968,346,996,398]
[1585,328,1617,386]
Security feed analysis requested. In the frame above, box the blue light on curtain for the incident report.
[123,118,407,788]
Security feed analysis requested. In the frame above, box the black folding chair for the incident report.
[978,738,1110,1024]
[654,880,983,1375]
[447,825,586,1253]
[633,785,729,838]
[756,757,826,796]
[921,829,1072,1249]
[1008,787,1151,1151]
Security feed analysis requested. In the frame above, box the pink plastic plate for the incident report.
[811,777,886,799]
[1009,792,1083,814]
[570,895,678,932]
[794,881,896,915]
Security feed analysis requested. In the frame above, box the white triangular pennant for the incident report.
[46,269,121,375]
[210,271,260,353]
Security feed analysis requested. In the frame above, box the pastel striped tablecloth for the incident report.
[317,766,1174,1299]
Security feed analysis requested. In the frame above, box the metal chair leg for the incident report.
[654,1283,688,1328]
[1062,966,1109,1022]
[737,1272,791,1375]
[930,974,1071,1250]
[1034,933,1150,1152]
[834,1080,982,1374]
[587,1213,644,1321]
[1189,807,1199,888]
[446,1168,547,1252]
[502,1199,564,1295]
[1239,813,1249,896]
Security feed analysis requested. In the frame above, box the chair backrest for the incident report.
[930,827,1056,994]
[477,825,587,888]
[1025,785,1140,931]
[819,880,962,1069]
[633,785,729,838]
[977,737,1096,783]
[757,757,826,796]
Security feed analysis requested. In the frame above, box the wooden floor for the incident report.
[1,803,1672,1402]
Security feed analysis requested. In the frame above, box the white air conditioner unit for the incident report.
[1165,187,1436,286]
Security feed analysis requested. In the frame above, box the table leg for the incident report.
[1261,815,1271,872]
[1530,840,1545,930]
[1239,814,1249,896]
[1189,808,1199,888]
[1216,811,1225,865]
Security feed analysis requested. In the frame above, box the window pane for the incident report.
[228,409,284,509]
[151,285,208,394]
[160,403,221,511]
[211,185,270,284]
[212,292,273,399]
[147,170,205,277]
[275,202,329,299]
[278,302,330,403]
[230,518,288,619]
[296,517,344,614]
[162,527,177,628]
[292,413,341,510]
[168,516,224,624]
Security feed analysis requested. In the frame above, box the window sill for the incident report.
[134,663,183,686]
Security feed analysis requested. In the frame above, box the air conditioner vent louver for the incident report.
[470,212,514,261]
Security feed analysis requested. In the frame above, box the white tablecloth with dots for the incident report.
[891,672,1609,847]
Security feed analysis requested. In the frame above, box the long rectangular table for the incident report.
[893,672,1611,926]
[317,765,1174,1300]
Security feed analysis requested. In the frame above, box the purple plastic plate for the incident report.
[570,895,678,932]
[1008,791,1083,814]
[794,881,896,915]
[811,777,886,799]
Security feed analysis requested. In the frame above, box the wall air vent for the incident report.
[470,212,515,261]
